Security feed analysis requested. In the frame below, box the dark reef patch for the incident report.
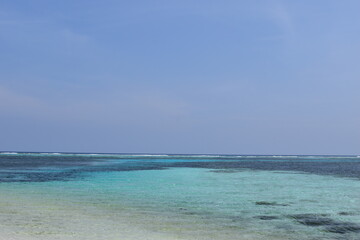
[254,215,280,220]
[0,154,167,183]
[325,223,360,234]
[209,169,243,173]
[255,201,289,206]
[2,154,360,183]
[289,214,360,234]
[338,211,357,216]
[162,158,360,180]
[289,214,334,226]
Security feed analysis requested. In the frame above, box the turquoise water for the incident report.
[1,153,360,239]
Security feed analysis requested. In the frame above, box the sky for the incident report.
[0,0,359,155]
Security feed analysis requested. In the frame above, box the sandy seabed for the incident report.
[0,195,262,240]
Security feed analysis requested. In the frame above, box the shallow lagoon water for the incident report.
[0,153,360,239]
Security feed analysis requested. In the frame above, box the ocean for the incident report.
[0,152,360,240]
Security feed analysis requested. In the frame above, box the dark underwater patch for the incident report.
[338,211,357,216]
[255,201,290,206]
[289,214,360,234]
[209,169,243,173]
[2,154,360,183]
[325,223,360,234]
[289,214,334,226]
[254,215,280,220]
[0,155,167,183]
[0,170,81,183]
[162,159,360,180]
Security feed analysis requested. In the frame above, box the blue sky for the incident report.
[0,0,359,154]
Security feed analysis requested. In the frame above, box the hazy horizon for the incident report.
[1,151,359,157]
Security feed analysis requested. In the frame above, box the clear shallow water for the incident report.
[0,153,360,239]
